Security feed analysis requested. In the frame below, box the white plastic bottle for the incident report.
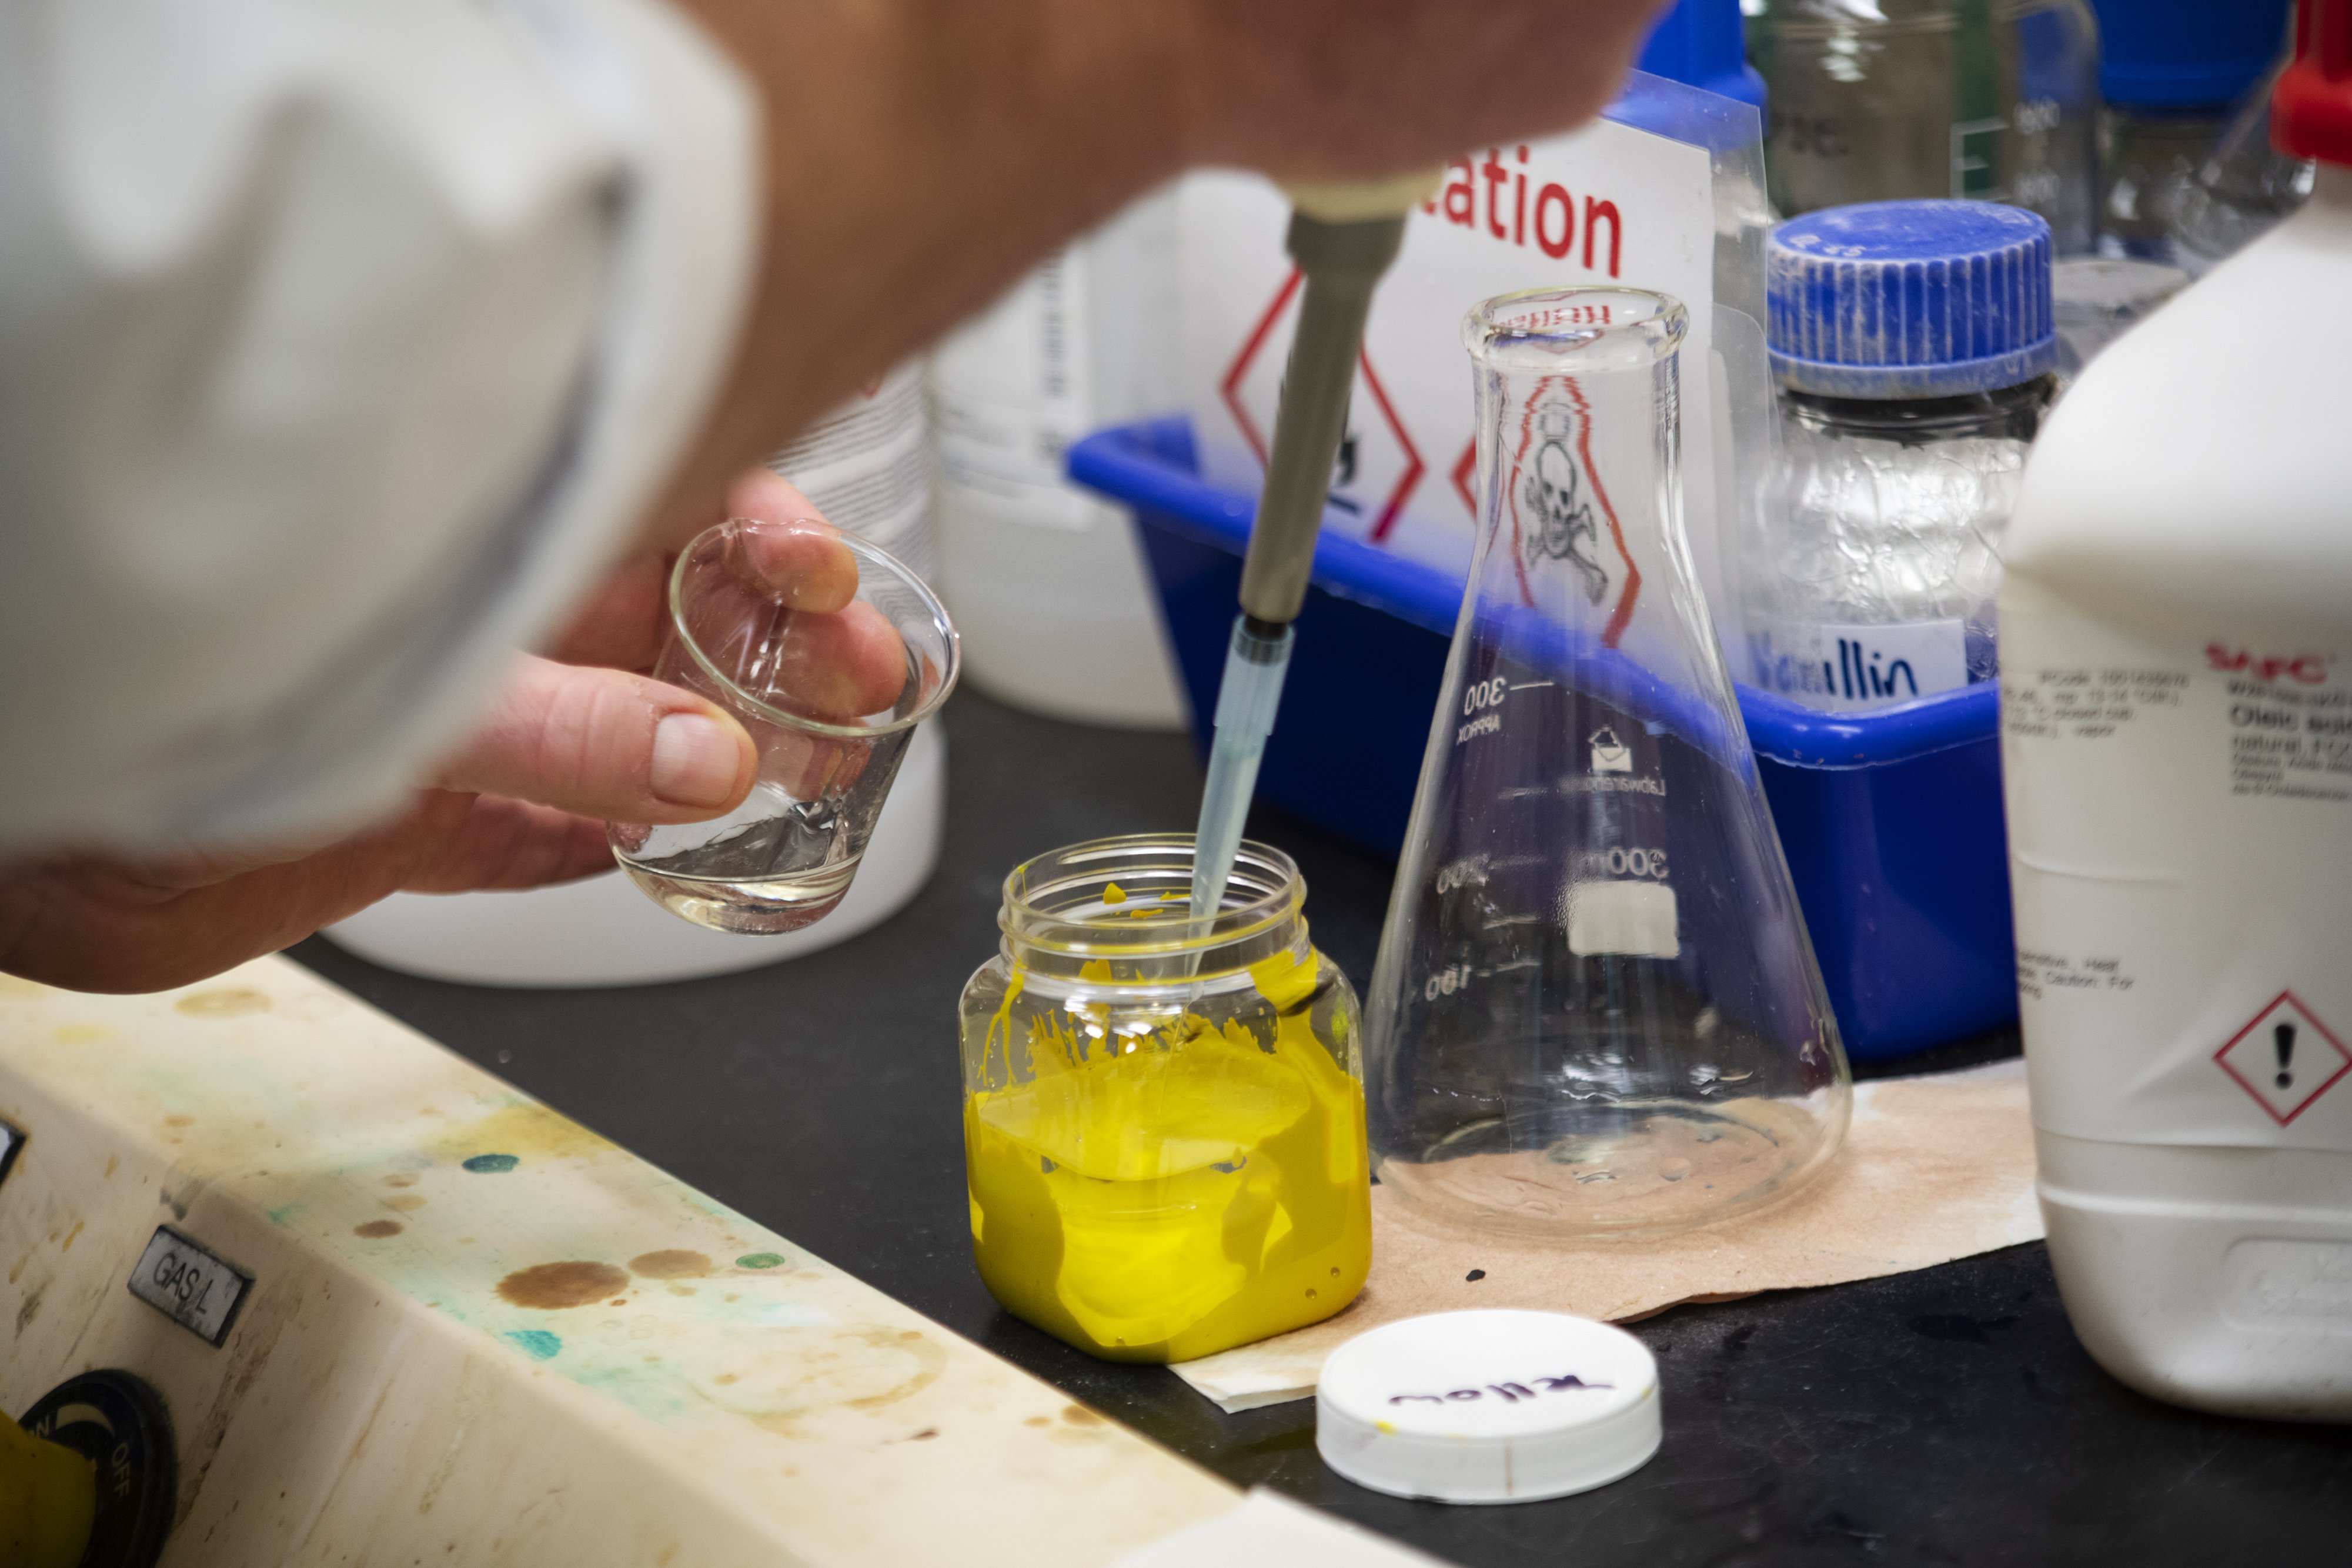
[1999,0,2352,1420]
[930,192,1188,728]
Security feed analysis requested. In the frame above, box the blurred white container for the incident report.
[325,721,944,987]
[931,191,1188,729]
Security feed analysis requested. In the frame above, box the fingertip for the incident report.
[755,603,909,723]
[838,601,911,716]
[732,520,860,613]
[725,468,818,523]
[649,707,757,812]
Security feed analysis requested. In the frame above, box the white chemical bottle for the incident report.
[930,190,1188,728]
[1999,0,2352,1420]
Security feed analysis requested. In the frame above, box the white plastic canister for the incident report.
[930,192,1188,729]
[1999,15,2352,1420]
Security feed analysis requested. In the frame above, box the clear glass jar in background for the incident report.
[1745,0,2100,253]
[2097,107,2224,258]
[2170,58,2317,275]
[1766,380,2050,693]
[957,835,1369,1363]
[929,189,1192,730]
[1749,200,2056,710]
[770,360,938,584]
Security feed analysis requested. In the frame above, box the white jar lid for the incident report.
[1315,1309,1662,1505]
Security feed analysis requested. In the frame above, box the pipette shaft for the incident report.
[1189,615,1292,920]
[1190,179,1431,922]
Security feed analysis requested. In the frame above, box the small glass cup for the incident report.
[958,835,1371,1363]
[608,520,957,934]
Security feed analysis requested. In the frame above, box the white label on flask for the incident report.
[1563,880,1679,959]
[1750,620,1969,711]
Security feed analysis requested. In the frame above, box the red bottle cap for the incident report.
[2276,0,2352,164]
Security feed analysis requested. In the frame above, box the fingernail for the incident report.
[650,713,742,808]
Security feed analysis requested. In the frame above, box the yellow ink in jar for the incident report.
[958,838,1371,1362]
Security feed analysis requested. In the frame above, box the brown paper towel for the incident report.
[1171,1058,2040,1410]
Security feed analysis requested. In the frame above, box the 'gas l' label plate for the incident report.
[127,1225,253,1346]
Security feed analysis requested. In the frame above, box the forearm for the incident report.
[649,0,1195,544]
[649,0,1669,546]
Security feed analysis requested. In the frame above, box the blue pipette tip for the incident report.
[1191,616,1294,925]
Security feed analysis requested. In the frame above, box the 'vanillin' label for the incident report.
[1751,618,1969,711]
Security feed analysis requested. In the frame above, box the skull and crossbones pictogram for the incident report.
[1521,400,1608,605]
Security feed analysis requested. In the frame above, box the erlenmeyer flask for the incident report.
[1365,287,1850,1237]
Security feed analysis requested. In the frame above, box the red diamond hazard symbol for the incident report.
[1498,374,1643,646]
[2215,991,2351,1125]
[1220,268,1424,542]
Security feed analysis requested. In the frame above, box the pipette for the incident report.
[1190,171,1442,923]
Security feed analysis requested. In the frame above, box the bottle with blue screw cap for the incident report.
[2090,0,2297,263]
[1743,199,2057,714]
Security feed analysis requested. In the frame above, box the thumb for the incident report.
[434,655,757,823]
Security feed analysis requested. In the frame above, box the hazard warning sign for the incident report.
[2215,991,2351,1125]
[1500,375,1642,646]
[1219,268,1425,541]
[1177,114,1716,586]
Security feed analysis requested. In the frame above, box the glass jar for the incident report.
[957,835,1369,1362]
[1756,376,2053,700]
[2088,0,2297,263]
[1748,199,2056,710]
[1747,0,2100,253]
[2169,61,2317,276]
[2099,105,2224,260]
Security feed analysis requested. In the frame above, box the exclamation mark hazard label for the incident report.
[2216,992,2351,1125]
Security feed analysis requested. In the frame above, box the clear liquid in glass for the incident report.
[614,784,860,934]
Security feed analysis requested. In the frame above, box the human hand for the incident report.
[0,472,903,993]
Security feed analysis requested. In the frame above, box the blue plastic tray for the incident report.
[1068,419,2017,1059]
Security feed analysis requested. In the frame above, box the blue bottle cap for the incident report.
[1766,200,2054,400]
[1637,0,1766,110]
[2089,0,2293,111]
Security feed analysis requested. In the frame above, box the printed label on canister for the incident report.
[932,249,1102,533]
[2000,587,2352,1149]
